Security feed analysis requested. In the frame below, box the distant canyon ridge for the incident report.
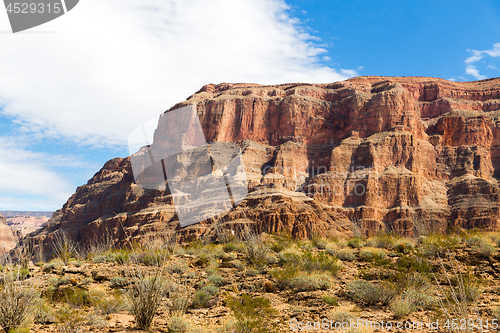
[10,76,500,257]
[0,212,49,255]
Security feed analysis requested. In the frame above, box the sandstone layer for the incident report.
[18,76,500,254]
[0,214,21,256]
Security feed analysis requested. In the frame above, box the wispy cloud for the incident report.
[0,0,356,149]
[0,0,358,210]
[0,137,75,210]
[464,43,500,79]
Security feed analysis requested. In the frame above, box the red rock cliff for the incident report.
[19,76,500,253]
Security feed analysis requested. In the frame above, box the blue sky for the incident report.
[0,0,499,211]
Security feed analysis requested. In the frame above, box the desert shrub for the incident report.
[201,285,218,296]
[434,252,484,332]
[395,255,431,274]
[418,234,459,257]
[110,276,128,289]
[223,242,239,253]
[325,248,336,256]
[402,288,436,310]
[112,250,130,264]
[52,231,79,265]
[347,237,363,249]
[92,253,115,264]
[168,316,190,333]
[289,274,331,292]
[300,251,341,275]
[488,233,500,247]
[166,281,190,317]
[55,305,85,333]
[79,278,93,287]
[241,231,269,267]
[192,290,211,308]
[270,232,294,253]
[322,294,338,306]
[207,274,225,286]
[0,273,38,333]
[245,268,259,277]
[336,249,356,261]
[93,291,129,315]
[328,310,357,325]
[311,237,327,249]
[270,266,298,291]
[359,249,387,262]
[65,288,90,307]
[231,260,245,271]
[226,294,278,333]
[167,262,188,275]
[137,252,167,266]
[42,260,64,273]
[390,296,415,319]
[265,255,279,265]
[468,237,496,256]
[32,298,56,325]
[128,273,167,331]
[347,280,396,305]
[366,233,400,249]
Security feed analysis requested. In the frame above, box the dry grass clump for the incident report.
[0,271,38,333]
[289,273,332,292]
[336,248,356,261]
[128,271,167,330]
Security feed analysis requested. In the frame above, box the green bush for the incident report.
[231,260,245,271]
[325,248,336,256]
[245,268,259,277]
[201,285,219,296]
[300,251,341,275]
[328,310,357,325]
[192,290,211,308]
[207,274,225,286]
[390,296,415,319]
[167,262,188,275]
[0,274,38,333]
[227,294,278,333]
[336,249,356,261]
[359,249,386,262]
[223,242,239,253]
[311,237,327,250]
[347,238,363,249]
[347,280,395,305]
[270,266,298,291]
[168,316,190,333]
[137,252,166,266]
[322,295,338,306]
[289,274,331,292]
[110,276,128,289]
[270,233,294,253]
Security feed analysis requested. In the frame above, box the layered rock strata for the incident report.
[19,76,500,254]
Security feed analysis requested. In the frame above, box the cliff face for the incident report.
[0,215,21,256]
[22,76,500,252]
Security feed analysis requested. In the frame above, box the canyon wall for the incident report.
[18,76,500,254]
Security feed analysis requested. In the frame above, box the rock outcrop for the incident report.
[0,215,21,255]
[18,76,500,254]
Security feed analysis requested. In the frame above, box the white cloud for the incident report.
[464,43,500,79]
[0,0,354,149]
[0,137,74,209]
[465,65,487,80]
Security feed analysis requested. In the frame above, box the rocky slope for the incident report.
[17,76,500,254]
[0,214,21,255]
